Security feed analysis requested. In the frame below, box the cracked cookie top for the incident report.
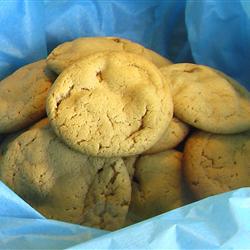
[183,131,250,199]
[46,51,173,157]
[46,36,172,75]
[160,63,250,134]
[0,60,52,133]
[0,126,131,229]
[0,126,104,224]
[81,157,131,231]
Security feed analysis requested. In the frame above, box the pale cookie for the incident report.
[128,150,187,223]
[47,36,172,74]
[0,60,52,133]
[81,158,131,231]
[0,126,106,224]
[46,52,173,157]
[144,117,189,154]
[160,63,250,134]
[183,131,250,199]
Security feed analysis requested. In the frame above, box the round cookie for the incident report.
[144,117,189,154]
[0,60,52,133]
[81,158,131,231]
[47,36,172,74]
[46,52,173,157]
[128,150,187,223]
[0,126,105,224]
[183,131,250,199]
[160,63,250,134]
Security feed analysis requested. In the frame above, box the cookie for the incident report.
[47,36,172,74]
[144,117,189,154]
[0,60,52,133]
[128,150,187,223]
[183,131,250,199]
[0,126,104,224]
[81,158,131,231]
[160,63,250,134]
[46,52,173,157]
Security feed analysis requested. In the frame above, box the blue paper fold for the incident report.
[186,0,250,88]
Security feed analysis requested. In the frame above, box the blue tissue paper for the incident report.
[0,0,250,249]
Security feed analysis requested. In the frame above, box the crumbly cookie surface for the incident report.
[183,131,250,199]
[47,52,173,157]
[81,158,131,231]
[160,63,250,134]
[0,60,52,133]
[47,37,171,74]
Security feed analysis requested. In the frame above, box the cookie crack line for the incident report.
[126,106,148,140]
[106,113,115,129]
[99,164,122,229]
[83,162,123,229]
[54,83,75,116]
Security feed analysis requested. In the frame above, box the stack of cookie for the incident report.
[0,37,249,231]
[160,64,250,200]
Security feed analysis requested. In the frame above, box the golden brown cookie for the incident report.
[0,60,52,133]
[183,131,250,199]
[47,36,172,74]
[46,52,173,157]
[81,158,131,231]
[0,126,131,228]
[128,150,187,223]
[144,117,189,154]
[160,63,250,134]
[0,127,102,224]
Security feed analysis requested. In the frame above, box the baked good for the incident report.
[183,130,250,199]
[0,118,49,161]
[81,158,131,231]
[128,150,186,223]
[0,127,101,224]
[0,60,52,133]
[0,126,131,229]
[160,63,250,134]
[47,36,172,74]
[46,52,173,157]
[144,117,189,154]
